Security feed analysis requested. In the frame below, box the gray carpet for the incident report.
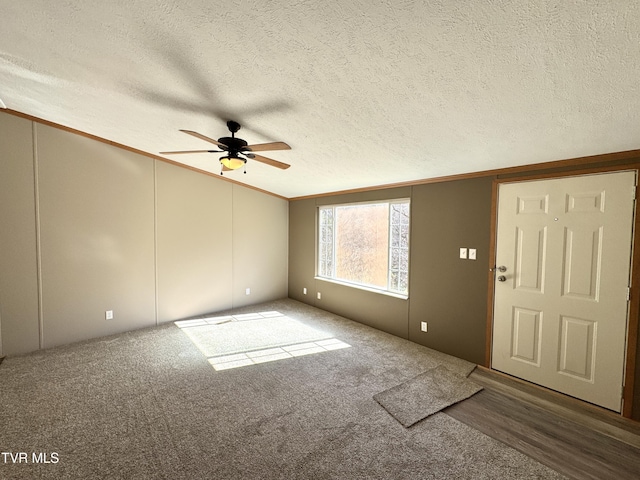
[0,299,565,479]
[374,365,483,427]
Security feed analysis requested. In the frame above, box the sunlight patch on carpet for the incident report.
[209,338,351,371]
[175,311,351,371]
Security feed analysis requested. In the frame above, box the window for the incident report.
[318,199,410,295]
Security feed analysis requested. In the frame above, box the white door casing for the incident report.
[491,171,636,412]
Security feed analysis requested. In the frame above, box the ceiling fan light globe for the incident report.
[220,156,245,170]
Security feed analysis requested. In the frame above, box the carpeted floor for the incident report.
[0,299,564,479]
[374,364,483,427]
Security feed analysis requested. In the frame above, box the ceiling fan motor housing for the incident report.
[217,137,248,152]
[226,120,241,134]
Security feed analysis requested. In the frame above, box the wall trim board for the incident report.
[153,160,159,327]
[485,179,499,368]
[7,109,640,203]
[407,184,414,340]
[487,165,640,420]
[291,151,640,201]
[3,109,287,201]
[497,163,640,182]
[32,122,44,349]
[624,177,640,419]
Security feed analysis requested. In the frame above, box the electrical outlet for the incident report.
[459,248,467,259]
[317,292,322,300]
[303,287,307,295]
[421,321,428,332]
[245,288,251,295]
[105,310,113,320]
[469,248,477,260]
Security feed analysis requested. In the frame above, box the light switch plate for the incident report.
[459,248,467,259]
[469,248,476,260]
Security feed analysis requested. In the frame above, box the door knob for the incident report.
[497,275,507,282]
[497,265,507,272]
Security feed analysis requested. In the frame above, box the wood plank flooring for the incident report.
[445,368,640,480]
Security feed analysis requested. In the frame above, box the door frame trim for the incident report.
[485,164,640,419]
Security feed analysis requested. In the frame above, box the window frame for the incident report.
[316,198,410,298]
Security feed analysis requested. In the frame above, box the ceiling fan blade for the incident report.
[245,141,291,152]
[180,130,228,149]
[160,149,222,154]
[251,153,291,170]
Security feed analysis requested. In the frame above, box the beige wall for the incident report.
[37,124,157,348]
[231,186,289,307]
[156,162,234,322]
[0,111,288,355]
[155,163,288,321]
[0,114,40,355]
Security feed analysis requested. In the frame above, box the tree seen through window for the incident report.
[318,200,409,294]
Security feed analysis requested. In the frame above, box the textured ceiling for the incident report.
[1,1,639,198]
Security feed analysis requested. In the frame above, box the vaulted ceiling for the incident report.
[2,1,639,198]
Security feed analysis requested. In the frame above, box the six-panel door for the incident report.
[492,171,636,412]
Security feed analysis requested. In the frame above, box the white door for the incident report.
[491,171,636,412]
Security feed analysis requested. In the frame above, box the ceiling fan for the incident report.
[160,121,291,174]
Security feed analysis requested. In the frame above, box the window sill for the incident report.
[314,277,409,300]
